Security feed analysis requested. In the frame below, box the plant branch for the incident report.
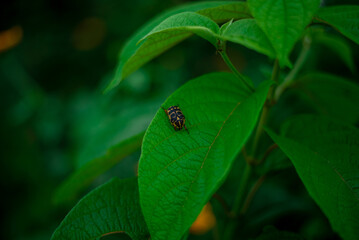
[212,193,232,218]
[255,143,278,165]
[231,163,252,215]
[240,174,266,215]
[274,36,311,101]
[251,59,280,157]
[219,50,255,93]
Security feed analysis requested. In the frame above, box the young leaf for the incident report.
[219,19,276,59]
[139,12,219,45]
[196,2,251,23]
[51,178,149,240]
[138,72,272,240]
[53,132,144,205]
[123,13,220,84]
[314,5,359,45]
[248,0,321,67]
[266,115,359,240]
[290,72,359,124]
[105,1,252,92]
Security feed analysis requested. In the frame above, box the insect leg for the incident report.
[161,106,168,115]
[184,124,189,134]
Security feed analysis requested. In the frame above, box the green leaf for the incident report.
[311,29,355,73]
[75,100,160,168]
[196,1,251,23]
[253,226,305,240]
[139,12,219,45]
[248,0,321,67]
[315,5,359,45]
[138,72,272,240]
[266,115,359,240]
[290,72,359,124]
[105,1,252,92]
[220,19,276,59]
[53,132,144,205]
[51,178,149,240]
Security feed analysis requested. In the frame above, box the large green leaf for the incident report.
[290,72,359,124]
[315,5,359,45]
[105,1,252,92]
[266,115,359,240]
[138,72,272,240]
[220,19,276,59]
[248,0,321,67]
[51,178,149,240]
[53,132,144,205]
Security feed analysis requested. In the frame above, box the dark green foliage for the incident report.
[51,178,149,240]
[2,0,359,240]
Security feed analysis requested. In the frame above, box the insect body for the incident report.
[162,105,189,134]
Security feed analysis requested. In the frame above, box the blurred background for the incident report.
[1,0,358,239]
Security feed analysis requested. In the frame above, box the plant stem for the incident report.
[231,163,252,214]
[223,59,280,240]
[251,59,279,157]
[220,51,255,93]
[223,163,252,240]
[274,36,311,101]
[240,174,266,215]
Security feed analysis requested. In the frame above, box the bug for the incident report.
[161,105,189,134]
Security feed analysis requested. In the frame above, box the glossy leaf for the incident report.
[248,0,321,67]
[106,1,252,92]
[315,5,359,45]
[53,132,144,205]
[266,115,359,240]
[51,178,149,240]
[138,72,272,240]
[220,19,276,59]
[290,72,359,124]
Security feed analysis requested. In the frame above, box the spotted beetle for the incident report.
[162,105,189,134]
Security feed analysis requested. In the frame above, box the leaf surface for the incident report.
[51,178,149,240]
[106,1,252,92]
[53,132,144,205]
[139,12,219,45]
[138,72,272,239]
[248,0,320,67]
[315,5,359,45]
[220,19,276,59]
[266,115,359,240]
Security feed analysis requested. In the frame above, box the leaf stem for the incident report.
[274,36,311,101]
[219,50,255,92]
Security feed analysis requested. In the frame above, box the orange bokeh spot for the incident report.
[0,25,23,53]
[190,202,216,235]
